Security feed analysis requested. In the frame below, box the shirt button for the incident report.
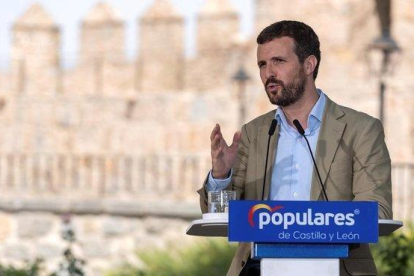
[293,192,298,197]
[295,163,300,169]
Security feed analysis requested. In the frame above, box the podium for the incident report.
[187,200,403,276]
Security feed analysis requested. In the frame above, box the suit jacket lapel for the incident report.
[256,115,279,200]
[311,96,346,200]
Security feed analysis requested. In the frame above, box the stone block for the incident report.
[17,213,55,238]
[78,216,100,237]
[0,213,12,241]
[102,217,134,237]
[3,243,32,260]
[36,242,63,259]
[82,239,111,258]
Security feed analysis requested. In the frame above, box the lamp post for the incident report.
[233,67,250,127]
[367,0,400,124]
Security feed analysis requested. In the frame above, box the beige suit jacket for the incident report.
[198,96,393,276]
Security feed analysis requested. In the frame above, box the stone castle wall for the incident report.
[0,0,413,275]
[0,210,198,276]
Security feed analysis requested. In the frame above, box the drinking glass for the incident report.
[208,190,236,213]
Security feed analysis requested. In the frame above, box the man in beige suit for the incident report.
[198,21,392,276]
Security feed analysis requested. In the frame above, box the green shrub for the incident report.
[107,238,236,276]
[0,259,42,276]
[371,225,414,276]
[107,226,414,276]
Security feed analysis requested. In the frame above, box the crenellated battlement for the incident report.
[0,0,413,161]
[1,0,246,96]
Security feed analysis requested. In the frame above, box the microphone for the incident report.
[262,119,278,200]
[293,119,329,201]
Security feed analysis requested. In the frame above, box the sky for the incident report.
[0,0,254,68]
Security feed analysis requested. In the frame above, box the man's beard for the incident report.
[265,70,306,107]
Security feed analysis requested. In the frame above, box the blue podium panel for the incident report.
[252,243,349,259]
[229,201,378,243]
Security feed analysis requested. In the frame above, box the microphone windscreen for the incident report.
[268,119,277,136]
[293,119,305,135]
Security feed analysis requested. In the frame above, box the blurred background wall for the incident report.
[0,0,413,275]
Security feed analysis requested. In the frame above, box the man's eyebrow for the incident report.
[271,56,287,60]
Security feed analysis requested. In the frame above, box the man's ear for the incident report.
[305,55,318,77]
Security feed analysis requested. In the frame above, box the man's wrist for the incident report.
[207,169,232,192]
[212,170,231,179]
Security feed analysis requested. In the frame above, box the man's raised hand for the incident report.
[210,124,242,179]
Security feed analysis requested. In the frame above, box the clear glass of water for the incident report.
[208,190,236,213]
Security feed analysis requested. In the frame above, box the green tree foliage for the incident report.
[371,225,414,276]
[107,238,236,276]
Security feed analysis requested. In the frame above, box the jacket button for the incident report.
[241,260,246,267]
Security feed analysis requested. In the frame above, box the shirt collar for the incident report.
[275,89,326,131]
[309,89,325,123]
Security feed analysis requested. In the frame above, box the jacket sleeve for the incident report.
[230,124,250,200]
[352,118,393,219]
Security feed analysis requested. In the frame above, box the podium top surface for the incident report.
[186,217,403,238]
[378,219,403,236]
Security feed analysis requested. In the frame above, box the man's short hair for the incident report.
[257,20,321,80]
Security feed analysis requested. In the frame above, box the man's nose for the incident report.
[265,65,276,79]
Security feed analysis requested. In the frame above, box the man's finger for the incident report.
[210,124,220,141]
[211,133,221,150]
[230,131,242,148]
